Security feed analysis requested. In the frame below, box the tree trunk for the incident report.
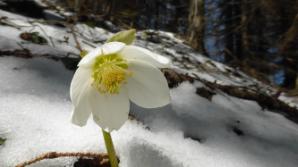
[240,0,249,56]
[279,13,298,54]
[223,0,242,62]
[187,0,206,53]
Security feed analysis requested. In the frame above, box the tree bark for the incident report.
[187,0,206,53]
[279,13,298,54]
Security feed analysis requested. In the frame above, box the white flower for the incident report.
[70,42,171,131]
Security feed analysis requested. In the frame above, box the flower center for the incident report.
[92,54,131,94]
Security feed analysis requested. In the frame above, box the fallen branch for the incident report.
[163,68,298,124]
[0,49,80,70]
[16,152,109,167]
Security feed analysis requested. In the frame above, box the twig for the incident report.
[82,40,97,48]
[15,151,108,167]
[69,24,83,52]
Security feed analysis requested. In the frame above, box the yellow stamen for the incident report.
[92,54,131,94]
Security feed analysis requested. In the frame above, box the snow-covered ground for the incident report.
[1,56,298,167]
[1,4,298,167]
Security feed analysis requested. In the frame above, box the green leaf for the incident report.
[0,137,5,145]
[107,29,136,45]
[19,32,48,45]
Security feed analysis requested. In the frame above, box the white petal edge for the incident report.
[70,67,93,126]
[101,41,126,55]
[78,47,102,68]
[78,42,125,68]
[127,60,170,108]
[120,45,171,68]
[70,67,92,105]
[90,88,130,132]
[71,94,92,126]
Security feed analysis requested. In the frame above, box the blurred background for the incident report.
[1,0,298,89]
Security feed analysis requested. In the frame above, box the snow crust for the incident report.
[278,94,298,108]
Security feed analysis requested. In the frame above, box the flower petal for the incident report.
[71,93,92,126]
[78,47,102,68]
[120,45,171,68]
[70,67,91,104]
[127,60,170,108]
[90,88,130,131]
[101,41,125,55]
[78,42,125,68]
[70,67,93,126]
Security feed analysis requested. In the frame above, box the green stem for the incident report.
[102,129,119,167]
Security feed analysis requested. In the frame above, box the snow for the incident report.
[1,56,298,167]
[278,94,298,108]
[0,9,111,57]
